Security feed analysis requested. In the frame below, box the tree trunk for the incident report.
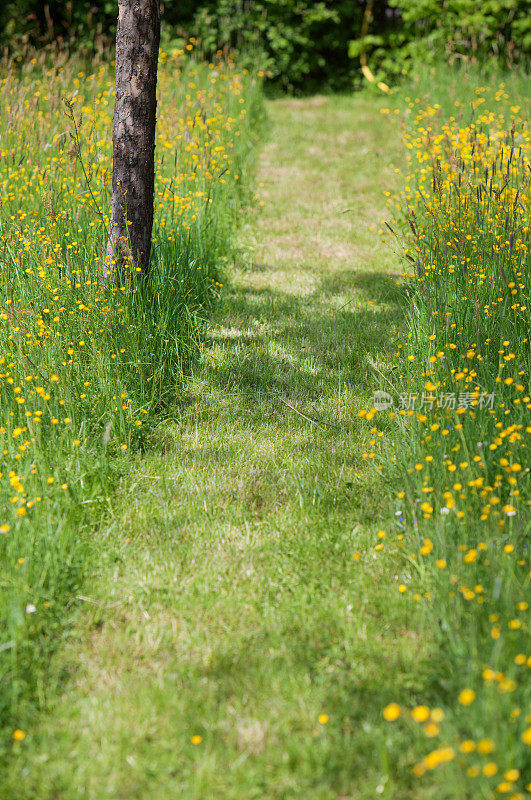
[105,0,161,281]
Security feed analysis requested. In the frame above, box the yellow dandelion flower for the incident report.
[411,705,430,722]
[383,703,401,721]
[458,689,475,706]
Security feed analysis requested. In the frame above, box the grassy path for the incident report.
[10,96,431,799]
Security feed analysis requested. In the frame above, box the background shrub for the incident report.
[2,1,528,92]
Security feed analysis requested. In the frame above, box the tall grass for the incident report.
[0,44,263,749]
[359,66,530,798]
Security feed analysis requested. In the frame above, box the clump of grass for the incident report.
[0,44,263,749]
[358,66,530,797]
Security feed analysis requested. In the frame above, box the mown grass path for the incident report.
[9,96,432,799]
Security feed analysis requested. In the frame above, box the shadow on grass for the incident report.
[201,270,403,404]
[320,268,404,305]
[146,268,406,524]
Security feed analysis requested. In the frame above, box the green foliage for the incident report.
[364,65,530,794]
[0,52,263,750]
[1,0,369,91]
[1,90,426,799]
[3,1,528,92]
[351,0,531,83]
[191,0,361,90]
[392,0,531,62]
[0,1,117,53]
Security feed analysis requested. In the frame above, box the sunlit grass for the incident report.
[0,44,263,746]
[358,65,530,798]
[1,90,429,800]
[1,50,528,800]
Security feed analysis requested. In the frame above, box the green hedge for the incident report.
[1,1,529,90]
[350,0,531,84]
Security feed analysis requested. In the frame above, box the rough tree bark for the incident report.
[105,0,161,281]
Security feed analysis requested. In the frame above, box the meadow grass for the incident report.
[357,64,530,798]
[0,43,263,758]
[0,52,528,800]
[0,92,435,799]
